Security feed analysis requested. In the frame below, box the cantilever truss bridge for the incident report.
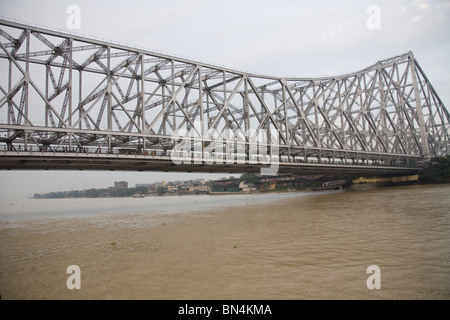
[0,18,449,175]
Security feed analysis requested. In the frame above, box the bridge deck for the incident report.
[0,151,421,176]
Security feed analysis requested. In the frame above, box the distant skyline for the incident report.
[0,170,232,199]
[1,0,449,198]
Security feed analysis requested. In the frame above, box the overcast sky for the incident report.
[0,0,449,198]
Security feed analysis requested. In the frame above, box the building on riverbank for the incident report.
[210,178,241,193]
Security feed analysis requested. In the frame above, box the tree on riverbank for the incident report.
[33,186,148,199]
[419,156,450,184]
[239,173,258,184]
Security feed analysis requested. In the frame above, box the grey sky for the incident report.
[0,0,449,198]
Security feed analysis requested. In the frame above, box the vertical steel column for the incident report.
[274,89,280,157]
[162,79,166,135]
[78,70,82,130]
[45,65,49,139]
[106,46,112,152]
[359,75,367,148]
[24,30,30,150]
[314,97,319,147]
[377,67,388,151]
[243,76,249,133]
[281,79,290,161]
[198,65,204,159]
[338,80,345,149]
[68,39,73,126]
[140,54,146,154]
[223,70,227,132]
[300,90,307,146]
[7,60,11,127]
[7,60,11,145]
[243,77,249,162]
[410,57,430,160]
[206,86,211,136]
[171,59,175,132]
[68,39,73,149]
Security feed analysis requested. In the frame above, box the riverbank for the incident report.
[1,183,449,299]
[32,163,450,200]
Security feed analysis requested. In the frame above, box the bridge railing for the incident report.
[0,143,422,169]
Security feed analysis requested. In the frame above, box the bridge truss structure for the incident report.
[0,19,449,175]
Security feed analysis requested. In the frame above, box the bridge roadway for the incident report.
[0,150,421,176]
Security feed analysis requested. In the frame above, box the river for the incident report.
[0,184,449,299]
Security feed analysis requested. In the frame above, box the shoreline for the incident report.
[29,174,449,201]
[24,183,391,200]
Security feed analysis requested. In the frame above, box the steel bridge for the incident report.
[0,18,449,176]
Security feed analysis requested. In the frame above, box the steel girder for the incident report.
[0,18,449,169]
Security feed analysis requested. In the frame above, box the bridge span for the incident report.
[0,19,449,176]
